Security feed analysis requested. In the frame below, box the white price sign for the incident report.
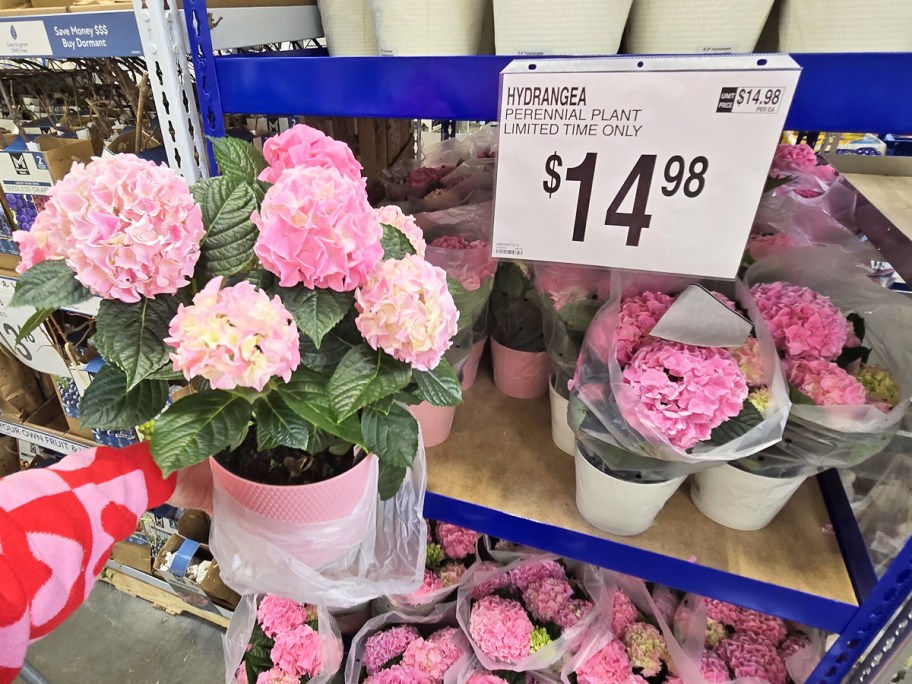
[491,55,801,278]
[0,277,68,376]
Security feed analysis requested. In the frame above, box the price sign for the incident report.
[0,277,68,376]
[492,55,801,278]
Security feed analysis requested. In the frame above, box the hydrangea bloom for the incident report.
[470,562,510,600]
[235,667,249,684]
[530,626,552,653]
[623,342,748,449]
[15,155,204,303]
[667,652,730,684]
[715,632,787,684]
[612,590,639,637]
[704,599,740,627]
[364,664,430,684]
[401,629,464,681]
[706,620,729,649]
[270,624,323,678]
[733,608,787,645]
[436,523,478,559]
[426,543,445,568]
[786,358,868,406]
[747,233,797,260]
[440,562,468,587]
[469,596,534,664]
[256,595,308,638]
[730,337,765,387]
[616,292,676,364]
[376,205,426,257]
[507,559,567,592]
[624,623,669,677]
[255,668,299,684]
[252,165,383,291]
[556,598,594,631]
[855,365,900,407]
[355,254,458,371]
[429,235,487,250]
[748,387,773,414]
[751,282,848,360]
[576,637,634,684]
[522,576,573,623]
[467,674,510,684]
[405,569,445,602]
[771,144,818,175]
[363,625,421,675]
[259,124,363,185]
[779,634,811,659]
[166,277,300,391]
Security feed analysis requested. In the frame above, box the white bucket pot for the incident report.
[494,0,633,55]
[575,447,685,536]
[318,0,379,56]
[690,464,808,531]
[779,0,912,52]
[371,0,486,56]
[549,378,575,456]
[626,0,775,54]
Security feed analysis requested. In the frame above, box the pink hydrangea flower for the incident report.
[556,598,594,631]
[779,634,811,659]
[624,623,668,677]
[401,630,464,681]
[730,337,766,388]
[522,576,573,623]
[667,651,731,684]
[751,282,848,360]
[811,164,839,185]
[406,569,445,603]
[259,124,363,185]
[716,632,787,684]
[470,562,510,599]
[235,666,249,684]
[166,277,300,391]
[747,233,797,260]
[407,166,452,188]
[270,623,323,678]
[507,559,567,592]
[613,589,639,636]
[363,625,422,675]
[376,205,426,257]
[15,155,203,303]
[252,165,382,291]
[615,291,676,364]
[440,562,467,587]
[255,668,299,684]
[733,608,787,645]
[771,144,818,175]
[622,342,748,449]
[355,254,458,371]
[256,595,308,638]
[467,674,511,684]
[469,596,534,664]
[704,599,740,627]
[786,358,868,406]
[429,235,486,250]
[576,637,634,684]
[364,664,431,684]
[436,522,478,559]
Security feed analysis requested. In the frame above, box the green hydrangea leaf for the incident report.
[11,260,92,309]
[208,136,267,183]
[414,358,462,407]
[78,364,170,430]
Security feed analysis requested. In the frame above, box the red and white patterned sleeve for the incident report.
[0,442,176,684]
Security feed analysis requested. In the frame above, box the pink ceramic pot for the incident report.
[490,338,551,399]
[461,336,488,391]
[209,452,375,524]
[409,401,457,448]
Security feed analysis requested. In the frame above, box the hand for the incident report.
[167,460,213,514]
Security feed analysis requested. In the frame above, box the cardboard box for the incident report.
[111,533,153,574]
[176,509,210,543]
[31,0,77,7]
[153,534,239,611]
[50,374,94,440]
[0,435,18,475]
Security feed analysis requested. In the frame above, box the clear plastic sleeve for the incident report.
[490,262,546,353]
[571,273,790,481]
[755,173,859,246]
[210,448,427,609]
[444,653,561,683]
[743,247,912,476]
[479,534,542,565]
[222,596,343,684]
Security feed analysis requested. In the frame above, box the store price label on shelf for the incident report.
[491,55,801,278]
[0,277,68,376]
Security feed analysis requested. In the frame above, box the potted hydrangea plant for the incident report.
[10,125,462,574]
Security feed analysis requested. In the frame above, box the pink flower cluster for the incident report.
[751,282,848,360]
[471,562,510,600]
[786,358,868,406]
[376,205,426,256]
[354,254,458,371]
[243,595,324,683]
[467,674,513,684]
[624,623,670,678]
[716,632,788,684]
[622,342,748,449]
[166,277,300,391]
[396,522,475,607]
[257,594,312,638]
[667,652,730,684]
[534,263,611,312]
[259,124,363,185]
[436,522,478,559]
[576,636,640,684]
[469,595,535,663]
[507,559,566,592]
[271,624,323,678]
[770,144,819,175]
[425,235,498,291]
[252,165,383,291]
[15,154,204,303]
[430,235,486,250]
[363,626,463,683]
[615,291,675,364]
[363,625,421,675]
[522,576,573,623]
[730,337,766,387]
[399,627,465,682]
[747,233,797,261]
[408,166,453,188]
[612,589,639,636]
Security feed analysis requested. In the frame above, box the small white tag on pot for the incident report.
[650,284,752,347]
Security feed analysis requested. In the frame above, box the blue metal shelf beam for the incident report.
[212,52,912,134]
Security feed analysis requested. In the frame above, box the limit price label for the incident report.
[492,55,801,278]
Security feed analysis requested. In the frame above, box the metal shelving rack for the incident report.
[176,1,911,681]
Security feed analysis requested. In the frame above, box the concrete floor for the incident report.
[16,583,226,684]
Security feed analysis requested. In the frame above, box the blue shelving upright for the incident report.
[181,1,912,680]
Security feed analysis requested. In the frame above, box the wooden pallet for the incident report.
[100,567,230,629]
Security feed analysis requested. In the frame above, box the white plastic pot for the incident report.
[318,0,379,56]
[626,0,775,54]
[690,464,808,531]
[779,0,912,52]
[494,0,632,55]
[575,447,685,536]
[371,0,486,56]
[549,378,575,456]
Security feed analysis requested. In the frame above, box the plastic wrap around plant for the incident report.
[742,247,912,477]
[443,653,561,683]
[380,136,472,202]
[490,262,546,353]
[344,602,471,683]
[570,273,790,482]
[223,595,343,684]
[456,555,604,673]
[210,447,427,609]
[534,263,612,396]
